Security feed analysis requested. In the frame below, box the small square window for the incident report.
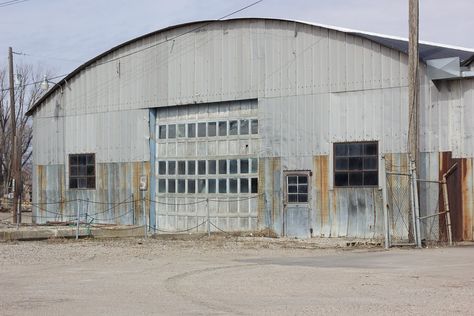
[333,142,378,187]
[159,125,167,139]
[198,160,206,175]
[198,179,206,193]
[229,120,238,135]
[177,179,186,193]
[229,179,238,193]
[229,160,238,174]
[219,160,227,174]
[240,120,249,135]
[177,124,186,137]
[251,178,258,193]
[168,125,176,139]
[69,154,95,189]
[187,161,196,175]
[168,161,176,175]
[251,119,258,134]
[218,121,227,136]
[285,174,308,203]
[240,159,249,173]
[168,179,176,193]
[219,179,227,193]
[158,161,166,175]
[188,123,196,138]
[208,179,216,193]
[158,179,166,193]
[178,161,186,175]
[198,123,206,137]
[208,160,217,174]
[188,180,196,193]
[240,178,249,193]
[251,158,258,173]
[208,122,217,137]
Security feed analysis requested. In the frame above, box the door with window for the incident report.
[283,171,311,238]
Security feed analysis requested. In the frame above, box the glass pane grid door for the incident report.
[286,174,309,203]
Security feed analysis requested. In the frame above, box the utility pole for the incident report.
[408,0,419,164]
[8,47,20,224]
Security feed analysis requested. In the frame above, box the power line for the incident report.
[1,0,264,92]
[0,0,32,8]
[0,73,68,92]
[14,51,82,63]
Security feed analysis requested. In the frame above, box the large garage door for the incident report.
[153,100,260,233]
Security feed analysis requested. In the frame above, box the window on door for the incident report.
[285,172,310,203]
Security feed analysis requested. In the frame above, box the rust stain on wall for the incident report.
[461,159,473,241]
[314,155,329,232]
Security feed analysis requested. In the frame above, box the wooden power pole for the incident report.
[408,0,419,163]
[8,47,20,224]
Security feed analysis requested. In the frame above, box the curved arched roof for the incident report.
[27,17,474,116]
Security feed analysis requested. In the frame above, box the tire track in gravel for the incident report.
[165,263,260,315]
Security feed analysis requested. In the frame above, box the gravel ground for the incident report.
[1,237,473,315]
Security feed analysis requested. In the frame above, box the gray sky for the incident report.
[1,0,473,77]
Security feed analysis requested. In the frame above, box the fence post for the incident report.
[411,161,422,248]
[76,200,81,240]
[441,178,453,246]
[381,158,390,249]
[206,198,210,237]
[143,192,147,239]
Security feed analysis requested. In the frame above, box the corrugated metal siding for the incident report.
[34,109,149,165]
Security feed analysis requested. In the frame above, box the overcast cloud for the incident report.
[1,0,473,77]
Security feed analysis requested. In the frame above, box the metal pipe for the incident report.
[411,161,422,248]
[409,160,417,246]
[381,158,390,249]
[143,191,147,239]
[207,198,210,237]
[441,177,453,246]
[76,201,80,240]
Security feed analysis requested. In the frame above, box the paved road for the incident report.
[0,238,473,315]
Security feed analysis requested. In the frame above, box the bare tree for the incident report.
[0,63,52,204]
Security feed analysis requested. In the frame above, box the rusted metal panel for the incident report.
[462,159,473,240]
[439,152,464,241]
[314,155,330,236]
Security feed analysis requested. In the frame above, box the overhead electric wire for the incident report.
[1,0,264,92]
[0,0,32,8]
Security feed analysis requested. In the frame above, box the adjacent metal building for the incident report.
[27,18,474,241]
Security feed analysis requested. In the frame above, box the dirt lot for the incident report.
[0,237,473,316]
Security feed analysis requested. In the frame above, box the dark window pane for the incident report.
[298,176,308,184]
[78,155,86,165]
[348,143,362,156]
[288,185,298,193]
[229,120,238,135]
[349,157,363,170]
[168,179,176,193]
[168,161,176,175]
[298,194,308,203]
[229,160,238,174]
[159,125,166,139]
[251,158,258,173]
[364,157,378,170]
[208,179,216,193]
[208,160,216,174]
[364,143,378,155]
[288,176,297,184]
[86,166,94,176]
[198,160,206,175]
[177,179,185,193]
[198,123,206,137]
[158,179,166,193]
[198,179,206,193]
[69,178,77,189]
[208,122,217,137]
[168,124,176,139]
[86,154,95,165]
[187,161,195,175]
[70,166,78,176]
[158,161,166,175]
[335,158,348,170]
[334,143,347,156]
[70,155,78,165]
[251,119,258,134]
[178,161,186,175]
[78,178,87,189]
[240,178,249,193]
[177,124,186,137]
[299,185,308,194]
[364,171,378,186]
[240,120,249,135]
[288,194,298,203]
[240,159,249,173]
[188,180,196,193]
[229,179,238,193]
[219,160,227,174]
[188,123,196,138]
[251,178,258,193]
[334,172,348,187]
[349,172,363,186]
[218,121,227,136]
[78,166,86,176]
[219,179,227,193]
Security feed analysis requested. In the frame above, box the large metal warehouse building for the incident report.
[27,18,474,241]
